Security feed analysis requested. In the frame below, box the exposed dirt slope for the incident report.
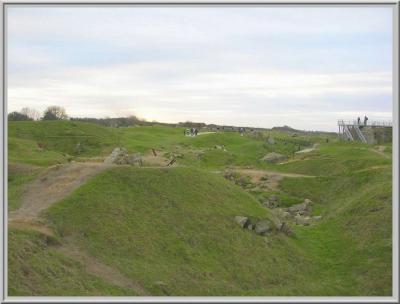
[8,161,150,295]
[9,162,113,221]
[56,239,150,295]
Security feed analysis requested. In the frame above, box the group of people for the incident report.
[357,115,369,126]
[185,128,199,136]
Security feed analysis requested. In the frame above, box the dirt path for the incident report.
[354,165,391,173]
[369,147,391,159]
[197,132,216,136]
[215,168,315,191]
[233,168,315,179]
[8,219,55,237]
[9,220,148,295]
[56,239,149,295]
[295,143,320,154]
[9,161,150,295]
[9,162,113,221]
[236,169,315,190]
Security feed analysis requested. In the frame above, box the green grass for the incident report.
[7,121,393,296]
[8,137,67,166]
[8,228,135,296]
[8,121,118,165]
[280,168,392,295]
[276,142,391,176]
[118,125,185,153]
[8,163,42,212]
[45,167,334,296]
[7,121,318,169]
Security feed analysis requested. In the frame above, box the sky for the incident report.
[6,5,394,131]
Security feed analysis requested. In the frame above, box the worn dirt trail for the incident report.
[8,161,149,295]
[214,168,315,191]
[9,162,113,221]
[295,143,320,154]
[234,168,315,190]
[369,147,391,159]
[354,165,391,173]
[232,168,316,179]
[57,239,150,295]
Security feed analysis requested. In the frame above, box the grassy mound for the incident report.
[44,167,324,296]
[8,121,118,165]
[8,229,135,296]
[280,168,392,295]
[277,142,391,176]
[8,121,325,169]
[8,163,42,212]
[42,164,392,296]
[7,121,392,296]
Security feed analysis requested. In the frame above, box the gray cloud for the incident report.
[6,6,393,131]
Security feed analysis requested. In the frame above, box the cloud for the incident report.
[6,5,393,131]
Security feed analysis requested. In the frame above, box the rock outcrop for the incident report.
[104,148,143,166]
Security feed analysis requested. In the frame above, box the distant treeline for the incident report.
[70,116,150,127]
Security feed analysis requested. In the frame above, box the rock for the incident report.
[214,145,227,151]
[269,195,278,202]
[295,214,311,226]
[261,152,288,164]
[104,148,143,166]
[254,220,272,235]
[304,198,313,205]
[262,200,277,209]
[273,208,291,220]
[75,142,82,154]
[274,220,283,231]
[267,136,275,145]
[313,215,322,221]
[263,195,279,208]
[247,224,254,230]
[234,216,249,228]
[127,153,143,166]
[287,199,313,215]
[280,222,294,236]
[104,147,128,164]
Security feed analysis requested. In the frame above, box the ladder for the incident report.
[343,124,354,141]
[353,125,367,143]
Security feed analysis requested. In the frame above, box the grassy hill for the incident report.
[9,229,135,296]
[8,121,118,166]
[7,120,392,296]
[44,167,307,296]
[280,168,392,295]
[8,120,318,169]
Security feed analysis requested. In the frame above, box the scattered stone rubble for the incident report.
[214,145,227,151]
[104,147,143,166]
[234,196,321,240]
[271,198,322,227]
[234,215,292,237]
[262,195,279,208]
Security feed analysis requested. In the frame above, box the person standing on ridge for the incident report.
[364,115,368,126]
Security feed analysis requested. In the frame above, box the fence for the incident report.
[337,120,392,127]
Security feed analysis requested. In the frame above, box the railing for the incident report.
[343,124,354,141]
[338,119,392,127]
[354,125,367,143]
